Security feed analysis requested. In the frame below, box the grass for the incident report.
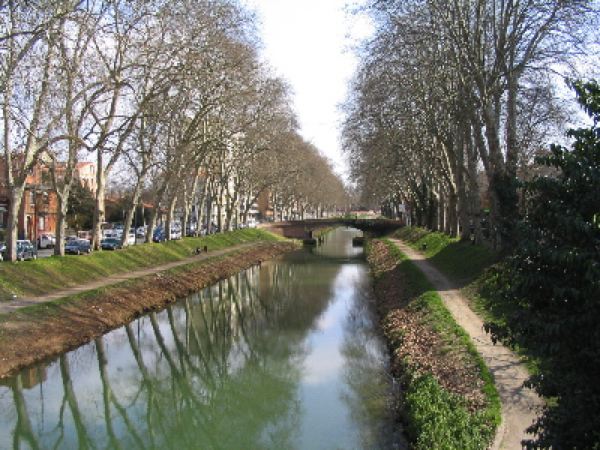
[393,227,539,374]
[392,227,498,284]
[0,229,282,299]
[371,239,500,449]
[0,251,234,323]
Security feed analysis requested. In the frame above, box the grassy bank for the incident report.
[392,227,497,284]
[0,241,296,378]
[367,238,500,449]
[0,229,281,299]
[391,227,538,372]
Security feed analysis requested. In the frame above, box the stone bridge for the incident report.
[260,218,404,240]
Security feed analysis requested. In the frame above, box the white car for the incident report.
[126,232,136,245]
[38,233,55,249]
[103,230,119,239]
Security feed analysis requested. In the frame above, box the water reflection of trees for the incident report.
[339,278,406,450]
[0,261,339,449]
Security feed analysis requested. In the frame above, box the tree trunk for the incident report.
[467,134,483,244]
[54,193,69,256]
[92,151,105,250]
[505,71,520,180]
[447,191,457,236]
[437,188,445,232]
[6,188,24,262]
[121,186,143,247]
[165,194,177,240]
[146,206,159,243]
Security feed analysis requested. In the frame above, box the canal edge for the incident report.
[365,237,503,449]
[386,238,543,450]
[0,241,298,379]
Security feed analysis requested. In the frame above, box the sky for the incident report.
[244,0,373,180]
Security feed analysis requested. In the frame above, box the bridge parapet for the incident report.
[260,218,404,239]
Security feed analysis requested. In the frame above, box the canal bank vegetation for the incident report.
[0,229,281,299]
[367,239,500,450]
[389,82,600,449]
[392,228,498,285]
[0,240,297,379]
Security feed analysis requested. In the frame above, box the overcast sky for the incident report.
[244,0,372,180]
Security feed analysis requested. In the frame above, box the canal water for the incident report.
[0,228,403,449]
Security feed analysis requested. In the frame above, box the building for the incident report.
[74,162,97,195]
[0,159,97,242]
[0,161,58,242]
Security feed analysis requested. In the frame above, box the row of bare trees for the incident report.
[344,0,598,247]
[1,0,348,261]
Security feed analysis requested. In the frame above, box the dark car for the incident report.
[153,226,166,243]
[18,240,37,260]
[1,240,38,261]
[65,239,92,255]
[101,238,122,250]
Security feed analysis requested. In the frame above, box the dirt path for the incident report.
[389,239,543,450]
[0,242,256,315]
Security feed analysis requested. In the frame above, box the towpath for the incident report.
[0,242,257,315]
[389,239,543,450]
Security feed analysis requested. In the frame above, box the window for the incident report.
[38,216,45,231]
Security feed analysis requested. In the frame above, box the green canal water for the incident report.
[0,228,405,449]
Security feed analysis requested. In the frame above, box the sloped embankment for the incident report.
[367,239,500,450]
[0,241,296,379]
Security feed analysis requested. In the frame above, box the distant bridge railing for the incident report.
[261,218,404,240]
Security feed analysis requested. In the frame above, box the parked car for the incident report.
[126,232,136,245]
[101,238,122,251]
[136,226,147,237]
[103,229,119,239]
[77,230,92,240]
[0,241,36,261]
[153,226,166,243]
[38,233,55,249]
[170,227,182,240]
[10,240,38,261]
[65,239,92,255]
[186,222,198,235]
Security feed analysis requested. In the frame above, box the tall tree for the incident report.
[486,81,600,448]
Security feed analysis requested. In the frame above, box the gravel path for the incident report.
[389,239,543,450]
[0,242,256,315]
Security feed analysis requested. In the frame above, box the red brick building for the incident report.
[0,160,96,242]
[0,160,57,241]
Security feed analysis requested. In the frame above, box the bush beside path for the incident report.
[386,231,543,449]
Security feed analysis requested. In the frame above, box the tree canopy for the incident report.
[485,81,600,448]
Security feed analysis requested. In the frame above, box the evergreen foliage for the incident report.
[486,81,600,448]
[67,184,95,230]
